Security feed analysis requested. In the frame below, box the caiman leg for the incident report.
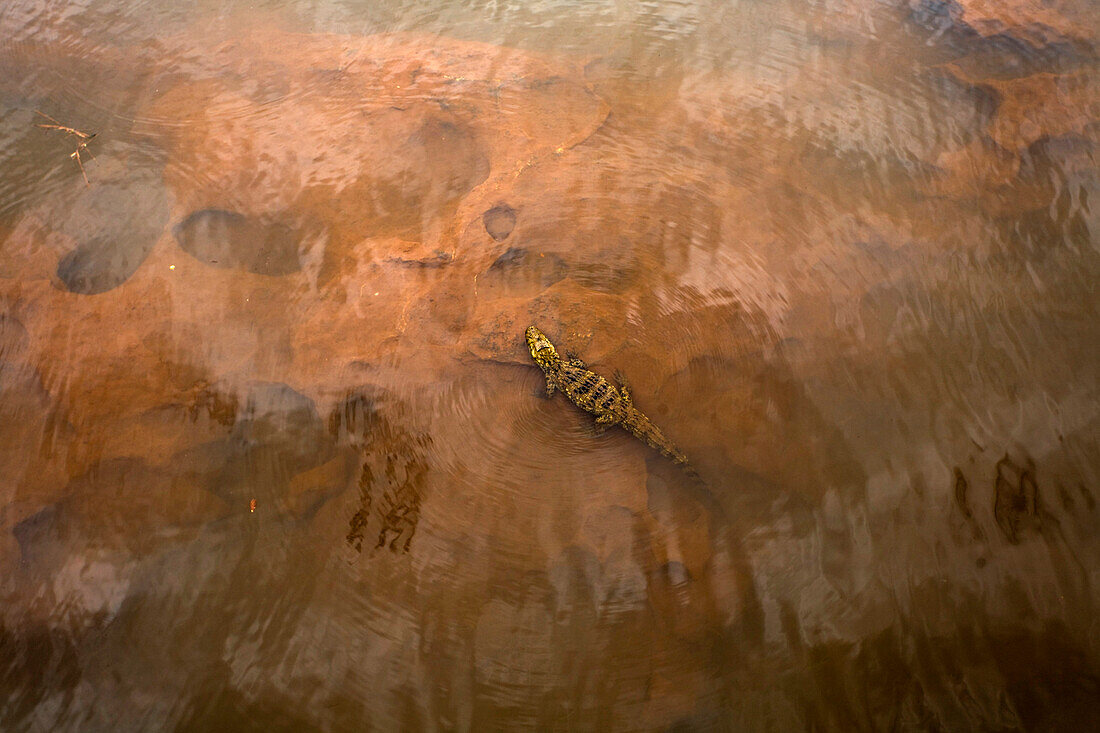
[545,376,557,396]
[615,371,633,406]
[594,411,618,435]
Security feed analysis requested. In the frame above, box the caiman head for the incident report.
[525,325,560,370]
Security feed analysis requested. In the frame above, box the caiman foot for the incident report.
[614,370,632,405]
[593,412,618,435]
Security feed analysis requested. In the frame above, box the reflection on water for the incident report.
[1,0,1098,729]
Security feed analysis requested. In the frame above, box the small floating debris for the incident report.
[249,498,257,513]
[34,110,96,186]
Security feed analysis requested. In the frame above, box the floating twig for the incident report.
[35,110,97,186]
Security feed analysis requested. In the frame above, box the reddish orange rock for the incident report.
[944,66,1100,154]
[949,0,1097,44]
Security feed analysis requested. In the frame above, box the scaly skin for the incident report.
[525,325,697,477]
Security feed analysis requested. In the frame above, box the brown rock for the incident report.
[482,203,518,241]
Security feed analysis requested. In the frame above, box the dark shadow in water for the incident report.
[331,389,429,554]
[992,455,1041,544]
[0,622,82,728]
[953,467,984,540]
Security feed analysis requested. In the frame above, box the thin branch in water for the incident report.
[34,110,97,186]
[70,149,89,186]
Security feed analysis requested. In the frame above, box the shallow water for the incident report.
[1,0,1098,729]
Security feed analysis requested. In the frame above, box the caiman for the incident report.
[525,325,697,477]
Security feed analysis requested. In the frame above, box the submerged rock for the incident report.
[50,171,169,294]
[482,203,517,241]
[228,382,333,475]
[481,246,568,295]
[172,209,302,276]
[382,238,455,268]
[57,236,147,295]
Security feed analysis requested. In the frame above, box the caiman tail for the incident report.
[623,407,698,478]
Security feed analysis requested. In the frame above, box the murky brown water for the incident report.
[1,0,1098,729]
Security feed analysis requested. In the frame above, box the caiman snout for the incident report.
[525,325,556,360]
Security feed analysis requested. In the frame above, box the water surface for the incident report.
[1,0,1098,729]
